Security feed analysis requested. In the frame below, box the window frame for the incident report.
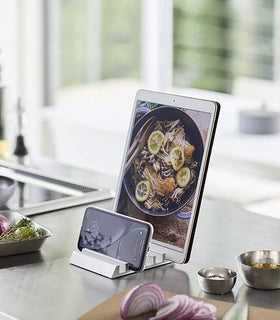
[46,0,280,99]
[43,0,174,103]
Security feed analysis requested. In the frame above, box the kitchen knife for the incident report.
[222,300,248,320]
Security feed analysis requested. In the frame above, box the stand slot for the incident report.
[69,249,170,279]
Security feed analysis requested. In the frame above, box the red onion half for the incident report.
[0,215,11,235]
[120,283,164,319]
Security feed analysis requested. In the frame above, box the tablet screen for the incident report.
[115,90,219,263]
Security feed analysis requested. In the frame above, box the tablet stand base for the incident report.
[69,249,171,279]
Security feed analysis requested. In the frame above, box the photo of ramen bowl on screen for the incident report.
[124,106,204,217]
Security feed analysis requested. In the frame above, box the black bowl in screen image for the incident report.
[124,106,204,217]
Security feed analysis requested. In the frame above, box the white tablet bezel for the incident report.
[114,89,220,263]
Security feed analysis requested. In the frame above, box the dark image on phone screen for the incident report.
[78,207,152,271]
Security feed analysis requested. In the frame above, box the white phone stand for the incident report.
[69,248,170,279]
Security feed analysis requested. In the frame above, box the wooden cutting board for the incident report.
[78,289,280,320]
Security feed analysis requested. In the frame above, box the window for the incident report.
[49,0,277,101]
[173,0,274,93]
[3,1,276,171]
[58,0,141,91]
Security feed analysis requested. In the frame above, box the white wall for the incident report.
[0,0,43,158]
[0,0,19,142]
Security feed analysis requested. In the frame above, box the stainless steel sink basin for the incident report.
[0,160,114,216]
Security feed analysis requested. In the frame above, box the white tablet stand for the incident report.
[69,248,171,279]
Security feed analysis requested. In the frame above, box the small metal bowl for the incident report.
[237,250,280,290]
[198,267,237,295]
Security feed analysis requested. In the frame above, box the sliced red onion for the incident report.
[151,295,217,320]
[189,301,205,318]
[120,283,217,320]
[170,295,196,320]
[149,297,181,320]
[191,302,217,320]
[120,283,164,319]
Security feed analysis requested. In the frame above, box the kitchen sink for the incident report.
[0,160,114,216]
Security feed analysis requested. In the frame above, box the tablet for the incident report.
[114,89,220,263]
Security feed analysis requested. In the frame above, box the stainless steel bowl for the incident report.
[198,267,237,294]
[236,250,280,290]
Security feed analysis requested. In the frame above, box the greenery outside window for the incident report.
[173,0,274,93]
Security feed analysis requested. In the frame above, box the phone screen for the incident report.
[78,207,152,271]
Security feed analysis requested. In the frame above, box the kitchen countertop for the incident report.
[0,161,279,319]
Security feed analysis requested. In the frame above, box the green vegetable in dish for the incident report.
[0,218,43,241]
[16,218,33,228]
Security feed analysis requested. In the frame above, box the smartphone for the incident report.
[78,206,153,271]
